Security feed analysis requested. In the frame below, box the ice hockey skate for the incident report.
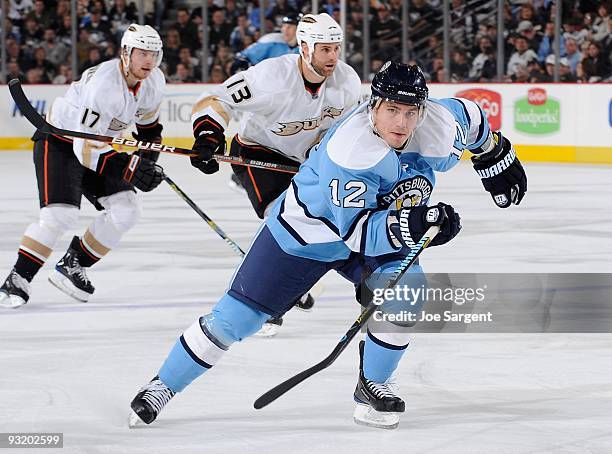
[129,376,176,427]
[48,237,95,302]
[0,268,31,308]
[353,341,405,429]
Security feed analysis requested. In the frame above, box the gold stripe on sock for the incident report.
[21,235,52,259]
[83,230,110,257]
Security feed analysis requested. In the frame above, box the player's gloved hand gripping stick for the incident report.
[8,79,299,175]
[254,225,440,410]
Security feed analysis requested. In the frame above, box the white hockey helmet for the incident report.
[121,24,163,69]
[296,13,343,61]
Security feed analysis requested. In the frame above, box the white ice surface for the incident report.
[1,151,611,454]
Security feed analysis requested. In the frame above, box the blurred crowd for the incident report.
[3,0,610,84]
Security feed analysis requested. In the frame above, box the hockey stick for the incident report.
[163,175,245,256]
[8,79,299,175]
[253,225,440,409]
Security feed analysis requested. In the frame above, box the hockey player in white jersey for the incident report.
[188,13,362,334]
[0,25,166,308]
[127,62,527,429]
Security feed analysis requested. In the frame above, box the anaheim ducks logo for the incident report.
[378,176,433,210]
[273,106,344,136]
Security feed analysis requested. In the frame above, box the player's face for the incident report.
[374,101,420,149]
[281,24,297,44]
[129,48,159,79]
[310,43,341,77]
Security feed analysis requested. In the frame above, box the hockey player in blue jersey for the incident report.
[231,14,301,74]
[128,62,527,429]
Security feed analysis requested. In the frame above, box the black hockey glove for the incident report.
[388,202,461,249]
[100,153,164,192]
[190,115,226,175]
[471,131,527,208]
[133,121,164,163]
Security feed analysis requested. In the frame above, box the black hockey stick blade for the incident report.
[253,225,440,410]
[9,79,49,131]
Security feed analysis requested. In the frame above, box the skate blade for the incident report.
[128,411,147,428]
[353,404,399,430]
[0,292,27,309]
[48,272,91,303]
[253,324,279,338]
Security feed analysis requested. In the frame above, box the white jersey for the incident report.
[48,59,166,171]
[191,53,362,163]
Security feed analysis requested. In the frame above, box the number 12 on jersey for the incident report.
[329,179,367,208]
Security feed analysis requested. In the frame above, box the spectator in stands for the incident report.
[210,64,227,83]
[345,21,364,77]
[170,63,198,83]
[24,67,43,84]
[9,0,33,28]
[409,0,440,53]
[84,8,112,47]
[175,7,200,51]
[102,42,118,62]
[6,61,26,84]
[538,21,565,62]
[29,47,55,82]
[210,9,234,53]
[509,63,530,83]
[516,20,541,51]
[507,35,538,76]
[178,46,202,81]
[213,43,234,70]
[592,4,610,43]
[164,29,182,75]
[450,0,477,46]
[268,0,297,26]
[7,38,28,69]
[563,17,589,44]
[76,28,96,68]
[21,17,43,50]
[559,57,578,81]
[41,28,70,69]
[109,0,137,40]
[26,0,56,30]
[367,57,384,81]
[581,41,611,81]
[370,3,401,61]
[230,14,257,52]
[57,14,73,45]
[450,48,470,81]
[224,0,242,27]
[469,35,495,80]
[564,37,582,74]
[79,46,103,74]
[52,63,73,84]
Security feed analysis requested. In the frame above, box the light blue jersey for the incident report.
[267,97,491,262]
[237,32,299,66]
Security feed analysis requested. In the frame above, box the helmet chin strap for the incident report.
[303,44,326,78]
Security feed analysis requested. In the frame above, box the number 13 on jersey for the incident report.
[329,179,367,208]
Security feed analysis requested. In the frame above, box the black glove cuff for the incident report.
[192,115,224,141]
[135,121,163,142]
